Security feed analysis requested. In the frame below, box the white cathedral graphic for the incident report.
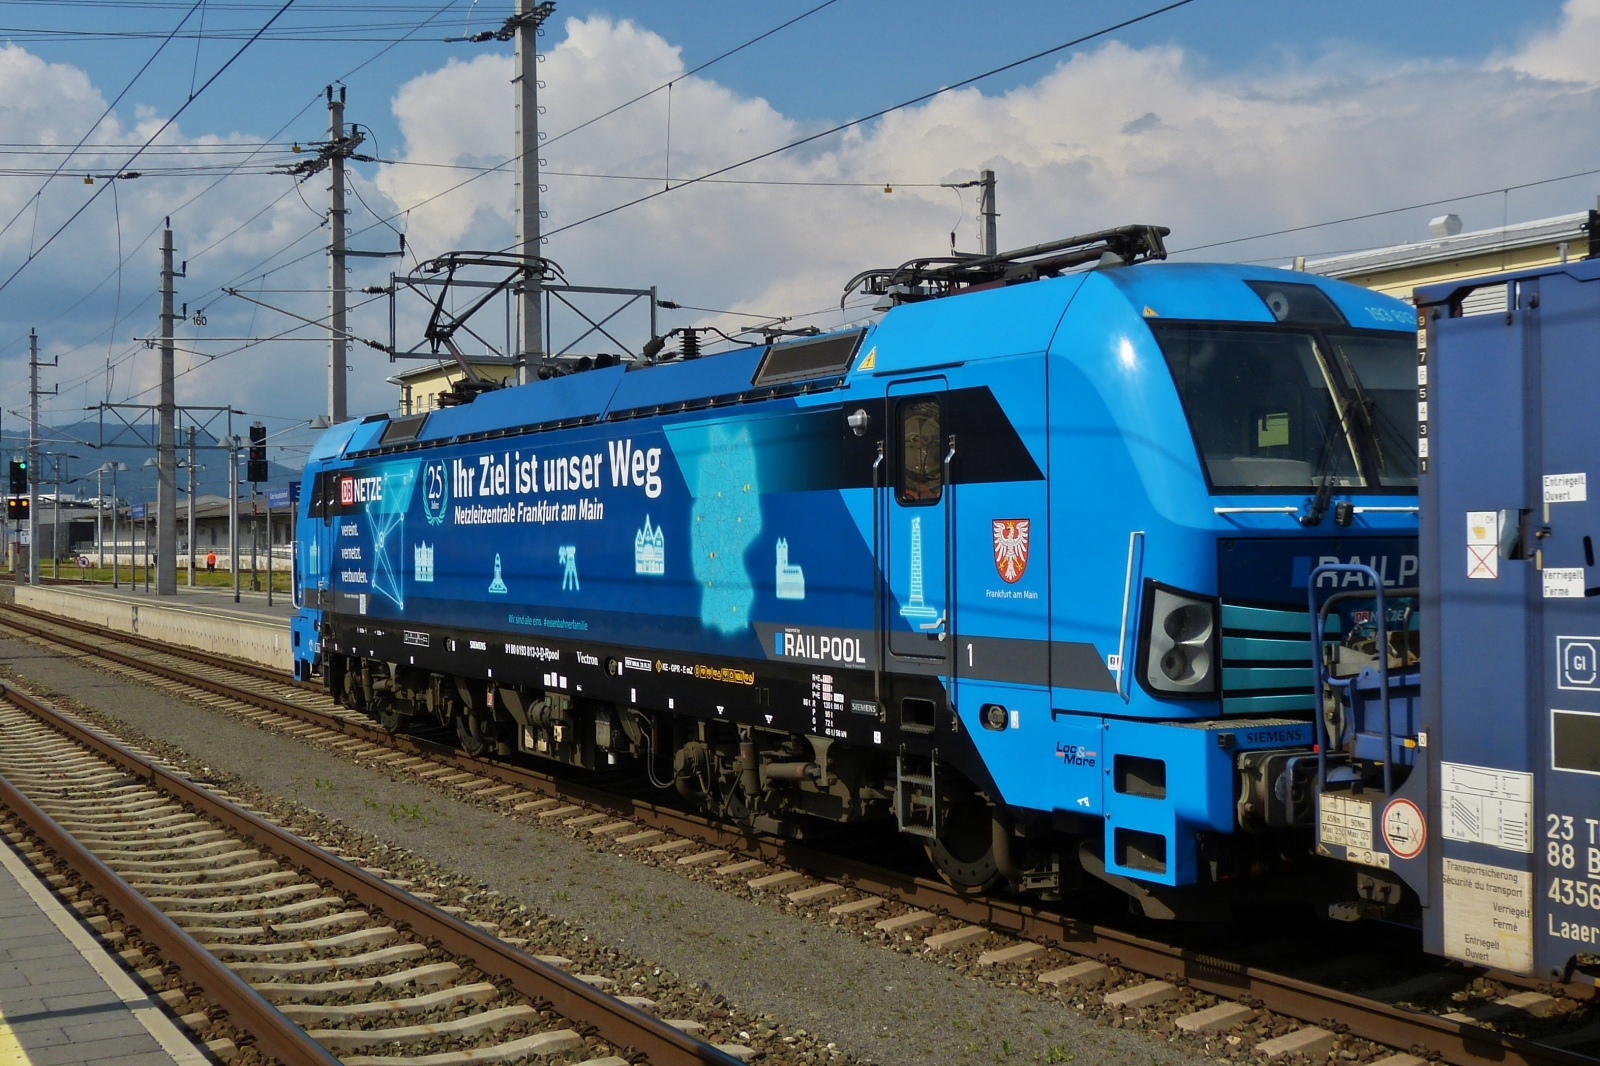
[413,542,434,583]
[775,538,805,600]
[635,515,665,575]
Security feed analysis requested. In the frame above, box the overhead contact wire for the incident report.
[532,0,1199,244]
[0,0,301,299]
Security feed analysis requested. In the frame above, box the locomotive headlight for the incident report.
[1138,582,1219,698]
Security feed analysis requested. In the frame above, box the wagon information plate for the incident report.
[1320,794,1373,851]
[1441,858,1533,973]
[1319,794,1388,866]
[1441,761,1533,853]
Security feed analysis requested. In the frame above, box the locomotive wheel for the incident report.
[926,797,1004,894]
[456,713,489,756]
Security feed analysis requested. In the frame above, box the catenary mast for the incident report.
[515,2,554,383]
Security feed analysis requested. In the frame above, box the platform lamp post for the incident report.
[143,457,160,592]
[94,462,127,586]
[154,452,199,588]
[230,435,241,604]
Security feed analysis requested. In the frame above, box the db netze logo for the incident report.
[339,477,355,506]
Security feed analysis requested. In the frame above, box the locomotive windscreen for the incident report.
[752,329,865,386]
[1151,322,1417,492]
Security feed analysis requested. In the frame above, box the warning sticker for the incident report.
[1442,858,1533,973]
[1441,761,1533,853]
[1467,511,1500,580]
[1544,472,1588,505]
[1544,568,1586,599]
[1382,798,1427,860]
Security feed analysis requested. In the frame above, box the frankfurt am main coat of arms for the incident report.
[991,518,1030,583]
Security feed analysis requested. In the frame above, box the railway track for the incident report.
[0,599,1595,1066]
[0,676,751,1065]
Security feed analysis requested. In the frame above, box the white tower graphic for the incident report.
[900,515,940,625]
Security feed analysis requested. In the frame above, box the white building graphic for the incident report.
[635,516,665,575]
[414,542,434,583]
[775,538,805,600]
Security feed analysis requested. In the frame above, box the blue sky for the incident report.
[2,0,1599,450]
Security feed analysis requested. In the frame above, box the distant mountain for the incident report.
[0,421,302,504]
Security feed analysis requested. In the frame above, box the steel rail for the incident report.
[0,691,342,1066]
[0,602,1592,1066]
[0,680,742,1066]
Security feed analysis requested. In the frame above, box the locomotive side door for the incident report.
[885,379,950,661]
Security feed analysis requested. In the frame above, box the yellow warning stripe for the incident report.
[0,1016,32,1066]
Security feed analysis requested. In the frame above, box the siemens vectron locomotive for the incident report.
[291,227,1421,916]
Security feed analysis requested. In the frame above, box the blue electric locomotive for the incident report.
[291,227,1420,914]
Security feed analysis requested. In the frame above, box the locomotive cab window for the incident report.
[1151,322,1417,493]
[896,397,943,504]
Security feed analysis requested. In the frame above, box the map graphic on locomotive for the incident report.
[292,226,1425,922]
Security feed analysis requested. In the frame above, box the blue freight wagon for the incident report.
[292,228,1420,914]
[1312,254,1600,976]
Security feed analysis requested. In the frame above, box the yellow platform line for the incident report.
[0,1015,32,1066]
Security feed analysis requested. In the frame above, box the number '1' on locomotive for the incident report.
[291,227,1421,915]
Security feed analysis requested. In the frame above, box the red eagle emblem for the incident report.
[992,519,1030,583]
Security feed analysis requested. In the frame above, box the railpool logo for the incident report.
[775,628,867,665]
[422,459,448,526]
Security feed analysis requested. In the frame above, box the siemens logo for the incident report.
[1244,728,1307,746]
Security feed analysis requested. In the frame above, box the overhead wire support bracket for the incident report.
[444,1,556,43]
[221,287,390,352]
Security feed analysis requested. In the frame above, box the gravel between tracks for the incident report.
[0,635,1206,1066]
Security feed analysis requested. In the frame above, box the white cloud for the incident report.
[1500,0,1600,83]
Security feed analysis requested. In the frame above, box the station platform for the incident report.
[6,582,293,672]
[0,836,205,1066]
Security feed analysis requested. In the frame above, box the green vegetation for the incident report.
[3,562,291,591]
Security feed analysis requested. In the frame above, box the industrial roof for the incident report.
[1306,210,1589,278]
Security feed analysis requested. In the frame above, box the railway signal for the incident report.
[247,423,268,483]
